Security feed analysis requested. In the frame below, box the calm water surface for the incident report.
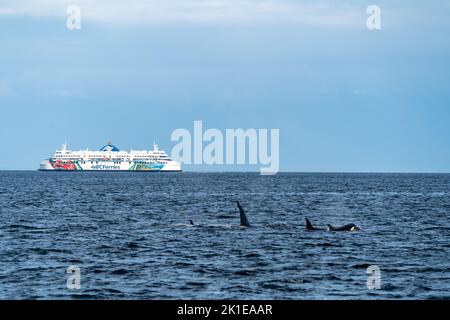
[0,172,449,299]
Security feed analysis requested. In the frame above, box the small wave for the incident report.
[30,248,72,255]
[131,202,144,207]
[234,270,257,276]
[427,295,450,300]
[259,283,285,290]
[70,293,104,300]
[126,242,139,249]
[415,284,433,292]
[110,268,129,275]
[7,224,46,230]
[317,242,341,248]
[202,224,234,229]
[267,223,290,229]
[91,268,105,274]
[216,215,235,219]
[169,223,195,228]
[350,263,373,269]
[281,278,309,284]
[380,283,398,292]
[105,288,125,294]
[97,244,116,250]
[173,262,194,268]
[185,282,208,288]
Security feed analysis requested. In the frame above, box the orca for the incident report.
[305,218,361,232]
[305,218,324,231]
[236,202,251,227]
[327,223,360,232]
[189,220,194,226]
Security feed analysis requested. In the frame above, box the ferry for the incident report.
[39,142,182,172]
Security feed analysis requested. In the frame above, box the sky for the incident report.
[0,0,450,172]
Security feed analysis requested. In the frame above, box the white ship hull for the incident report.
[39,160,181,172]
[39,143,182,172]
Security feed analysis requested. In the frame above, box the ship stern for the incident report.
[39,160,54,171]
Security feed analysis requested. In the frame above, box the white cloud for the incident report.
[0,0,362,26]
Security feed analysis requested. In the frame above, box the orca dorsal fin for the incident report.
[237,202,251,227]
[327,224,334,231]
[305,218,314,230]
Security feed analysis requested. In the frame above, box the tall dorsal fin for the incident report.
[305,218,314,230]
[237,202,251,227]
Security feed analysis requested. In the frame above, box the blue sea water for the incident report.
[0,172,449,300]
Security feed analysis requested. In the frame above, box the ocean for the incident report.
[0,172,449,299]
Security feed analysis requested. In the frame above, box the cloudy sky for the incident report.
[1,0,449,171]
